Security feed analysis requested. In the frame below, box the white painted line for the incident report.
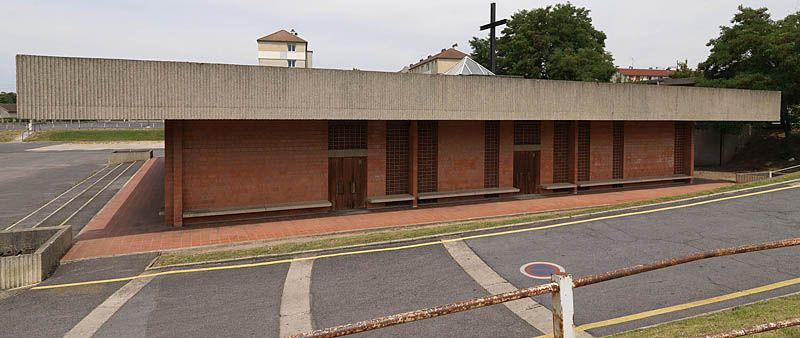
[31,163,123,228]
[3,165,110,231]
[280,259,314,337]
[58,161,137,227]
[63,276,154,338]
[442,240,594,338]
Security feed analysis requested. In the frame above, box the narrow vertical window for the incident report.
[674,122,689,175]
[612,121,624,179]
[287,60,296,68]
[386,121,410,195]
[418,121,438,193]
[553,121,570,183]
[577,121,590,182]
[484,121,500,188]
[288,43,296,52]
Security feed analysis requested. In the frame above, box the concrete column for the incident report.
[410,121,418,208]
[172,120,183,227]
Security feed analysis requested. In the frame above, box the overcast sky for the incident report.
[1,0,799,92]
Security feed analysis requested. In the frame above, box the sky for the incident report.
[1,0,799,92]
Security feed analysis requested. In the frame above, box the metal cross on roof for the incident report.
[479,2,507,73]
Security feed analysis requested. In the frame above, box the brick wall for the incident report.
[438,121,485,191]
[499,121,514,187]
[623,121,675,178]
[589,121,614,180]
[179,120,328,211]
[367,121,386,197]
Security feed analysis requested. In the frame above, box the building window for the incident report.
[514,121,541,145]
[674,122,690,175]
[386,121,410,195]
[484,121,500,188]
[288,43,296,52]
[577,121,590,182]
[612,122,625,179]
[328,121,367,150]
[287,60,296,68]
[552,121,571,183]
[418,121,438,194]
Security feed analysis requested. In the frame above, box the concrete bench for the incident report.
[418,187,519,200]
[366,194,415,204]
[577,175,692,188]
[539,183,577,190]
[183,200,332,218]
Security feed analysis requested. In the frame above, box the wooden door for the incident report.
[514,151,539,194]
[329,157,367,210]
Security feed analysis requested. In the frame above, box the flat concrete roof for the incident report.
[16,55,781,121]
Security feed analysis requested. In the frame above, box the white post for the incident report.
[551,273,576,338]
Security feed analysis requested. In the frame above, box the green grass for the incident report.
[609,293,800,338]
[0,130,22,142]
[153,171,800,267]
[25,129,164,142]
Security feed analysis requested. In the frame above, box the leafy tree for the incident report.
[698,6,800,138]
[0,92,15,104]
[469,3,616,81]
[670,60,697,79]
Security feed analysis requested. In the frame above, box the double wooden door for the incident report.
[514,151,540,194]
[329,157,367,210]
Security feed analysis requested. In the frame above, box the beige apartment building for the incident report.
[257,29,313,68]
[406,47,467,74]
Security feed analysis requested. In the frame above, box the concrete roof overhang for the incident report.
[16,55,781,122]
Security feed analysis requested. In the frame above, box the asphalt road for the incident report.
[1,181,799,338]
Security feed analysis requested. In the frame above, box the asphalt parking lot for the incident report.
[0,142,162,234]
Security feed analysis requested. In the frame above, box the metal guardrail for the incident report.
[288,237,800,338]
[697,317,800,338]
[736,164,800,183]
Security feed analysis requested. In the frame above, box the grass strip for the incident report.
[0,130,22,142]
[25,129,164,142]
[608,293,800,338]
[154,171,800,268]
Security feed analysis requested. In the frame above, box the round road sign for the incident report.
[519,262,565,280]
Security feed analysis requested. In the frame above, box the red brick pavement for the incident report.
[64,158,731,261]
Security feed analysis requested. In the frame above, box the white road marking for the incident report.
[31,163,123,228]
[63,276,154,338]
[3,165,110,231]
[58,161,137,226]
[442,240,594,338]
[280,259,314,337]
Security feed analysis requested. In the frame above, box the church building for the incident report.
[16,55,780,227]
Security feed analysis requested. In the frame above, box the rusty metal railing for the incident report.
[287,237,800,338]
[696,317,800,338]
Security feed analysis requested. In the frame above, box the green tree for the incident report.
[469,3,616,81]
[698,6,800,138]
[671,60,696,78]
[0,92,15,104]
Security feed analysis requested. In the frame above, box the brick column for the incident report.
[410,121,418,208]
[172,120,184,227]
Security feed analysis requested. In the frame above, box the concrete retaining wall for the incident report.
[0,226,72,289]
[109,149,153,164]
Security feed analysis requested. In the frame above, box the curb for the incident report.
[145,177,800,270]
